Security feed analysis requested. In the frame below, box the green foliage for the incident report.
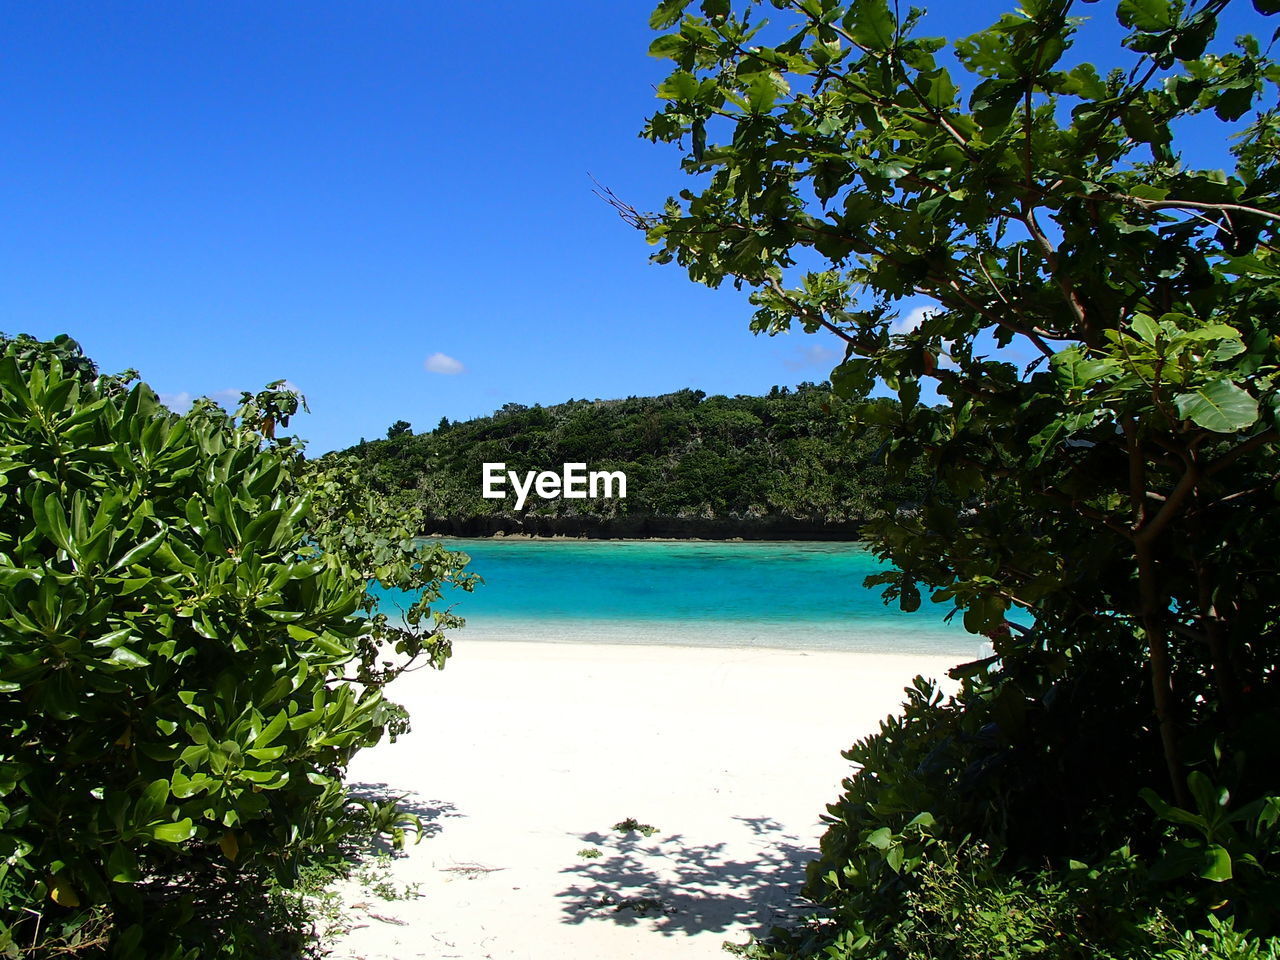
[0,335,474,956]
[639,0,1280,767]
[731,668,1280,959]
[640,0,1280,955]
[737,834,1280,959]
[1141,774,1280,928]
[1158,916,1280,960]
[747,666,1147,958]
[338,386,928,529]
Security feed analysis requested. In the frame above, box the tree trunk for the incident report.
[1137,538,1188,806]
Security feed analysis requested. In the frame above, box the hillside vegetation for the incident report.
[334,385,927,537]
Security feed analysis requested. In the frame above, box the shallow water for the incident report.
[370,539,984,656]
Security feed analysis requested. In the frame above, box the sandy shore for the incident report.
[329,640,963,960]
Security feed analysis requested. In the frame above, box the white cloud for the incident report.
[158,391,195,413]
[158,388,245,414]
[893,305,940,335]
[210,388,246,407]
[783,343,840,371]
[425,352,465,375]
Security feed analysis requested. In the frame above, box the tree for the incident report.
[632,3,1280,953]
[0,337,475,956]
[386,419,413,439]
[635,0,1279,811]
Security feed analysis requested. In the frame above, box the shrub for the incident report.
[734,665,1280,959]
[0,335,474,957]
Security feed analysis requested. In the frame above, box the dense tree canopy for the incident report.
[638,0,1279,800]
[337,385,928,533]
[635,0,1280,956]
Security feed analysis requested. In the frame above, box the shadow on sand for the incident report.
[556,815,815,941]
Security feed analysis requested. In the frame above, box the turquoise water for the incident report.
[371,539,984,656]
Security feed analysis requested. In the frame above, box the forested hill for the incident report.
[331,385,926,539]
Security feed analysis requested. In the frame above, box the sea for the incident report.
[370,539,985,657]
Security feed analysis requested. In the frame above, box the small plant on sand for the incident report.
[352,853,422,902]
[595,892,676,917]
[577,847,603,859]
[275,864,354,946]
[613,818,659,837]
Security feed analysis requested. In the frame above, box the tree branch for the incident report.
[1112,196,1280,223]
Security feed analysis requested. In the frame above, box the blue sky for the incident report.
[0,2,1267,452]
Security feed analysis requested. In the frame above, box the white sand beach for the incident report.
[329,640,964,960]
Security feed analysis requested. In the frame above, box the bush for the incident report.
[0,335,474,957]
[734,662,1280,960]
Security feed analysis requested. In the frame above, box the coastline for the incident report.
[423,533,867,543]
[420,515,866,541]
[331,638,962,960]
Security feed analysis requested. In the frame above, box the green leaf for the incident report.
[33,492,74,554]
[1118,0,1174,31]
[1208,340,1246,362]
[0,356,32,405]
[970,78,1021,127]
[254,710,289,748]
[745,72,784,114]
[105,647,151,669]
[650,0,693,30]
[1058,63,1105,99]
[658,71,699,101]
[1122,105,1172,147]
[1142,787,1208,828]
[152,819,196,844]
[134,779,170,824]
[90,628,133,650]
[1151,839,1209,881]
[921,70,957,109]
[108,529,166,572]
[288,708,324,731]
[311,633,352,657]
[108,843,141,883]
[1174,381,1260,433]
[1131,314,1160,344]
[885,844,905,873]
[0,566,36,587]
[1179,323,1240,341]
[842,0,895,51]
[246,745,287,761]
[865,827,893,850]
[1052,347,1113,392]
[1199,844,1233,881]
[648,33,686,59]
[1187,770,1230,819]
